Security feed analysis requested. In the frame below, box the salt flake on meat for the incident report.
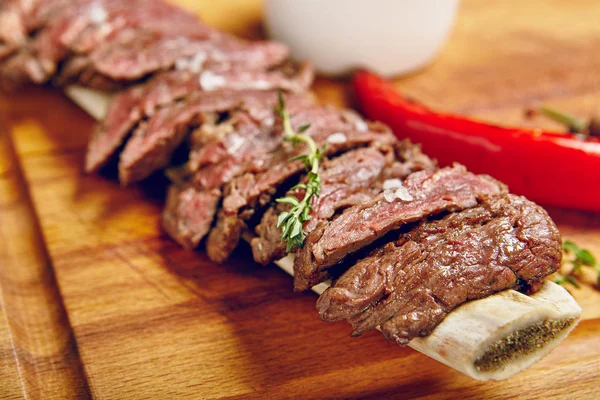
[383,190,396,203]
[199,71,226,90]
[226,133,245,155]
[355,119,369,132]
[188,53,207,73]
[89,3,108,24]
[394,186,414,201]
[383,178,403,190]
[327,132,347,144]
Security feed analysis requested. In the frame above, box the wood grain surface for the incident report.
[0,0,599,398]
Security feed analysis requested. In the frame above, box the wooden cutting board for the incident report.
[1,0,600,398]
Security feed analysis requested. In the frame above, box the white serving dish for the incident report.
[264,0,459,77]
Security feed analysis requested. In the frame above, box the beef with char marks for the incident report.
[294,165,507,291]
[251,140,437,265]
[206,110,397,263]
[86,64,313,175]
[160,94,314,248]
[316,194,562,345]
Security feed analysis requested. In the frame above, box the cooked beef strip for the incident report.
[0,3,27,61]
[85,70,220,173]
[316,194,562,344]
[52,0,215,86]
[294,164,507,291]
[118,102,206,185]
[0,0,215,86]
[65,0,213,55]
[0,0,289,89]
[85,65,313,174]
[162,185,221,249]
[118,90,313,185]
[251,147,392,265]
[84,32,289,83]
[22,0,72,31]
[160,96,316,249]
[189,113,280,189]
[205,112,398,263]
[251,141,437,265]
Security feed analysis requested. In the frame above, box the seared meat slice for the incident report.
[85,66,313,174]
[160,96,315,249]
[118,90,313,185]
[251,141,436,265]
[85,70,216,173]
[0,2,28,61]
[294,165,507,291]
[162,185,221,249]
[118,101,206,185]
[252,147,393,265]
[316,194,562,344]
[64,0,213,55]
[205,111,397,263]
[0,0,290,89]
[0,0,215,86]
[78,32,289,83]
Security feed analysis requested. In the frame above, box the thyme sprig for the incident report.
[554,240,599,288]
[274,92,324,252]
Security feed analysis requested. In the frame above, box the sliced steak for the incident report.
[195,60,314,93]
[251,141,436,265]
[0,0,214,87]
[160,96,315,249]
[66,0,213,55]
[84,32,289,82]
[118,102,205,184]
[85,70,217,173]
[316,194,562,345]
[0,4,27,60]
[189,112,278,189]
[0,0,287,88]
[205,112,398,263]
[85,65,313,173]
[118,90,313,184]
[162,185,221,249]
[251,147,391,265]
[294,165,507,291]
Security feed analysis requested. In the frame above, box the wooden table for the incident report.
[1,1,599,398]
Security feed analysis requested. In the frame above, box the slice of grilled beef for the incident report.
[0,0,215,87]
[63,0,213,55]
[78,33,289,85]
[118,101,206,185]
[162,185,221,249]
[118,89,313,185]
[251,141,437,265]
[86,64,313,174]
[252,147,393,265]
[294,165,507,291]
[0,0,70,87]
[205,111,397,263]
[0,0,291,90]
[0,2,28,61]
[160,94,319,249]
[316,194,562,345]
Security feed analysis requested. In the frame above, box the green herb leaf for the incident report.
[276,212,290,228]
[274,91,324,253]
[276,196,300,207]
[538,107,587,134]
[559,240,598,289]
[576,249,596,266]
[298,123,311,133]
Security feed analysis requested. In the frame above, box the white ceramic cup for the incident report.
[264,0,459,77]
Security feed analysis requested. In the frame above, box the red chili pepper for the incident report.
[353,70,600,213]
